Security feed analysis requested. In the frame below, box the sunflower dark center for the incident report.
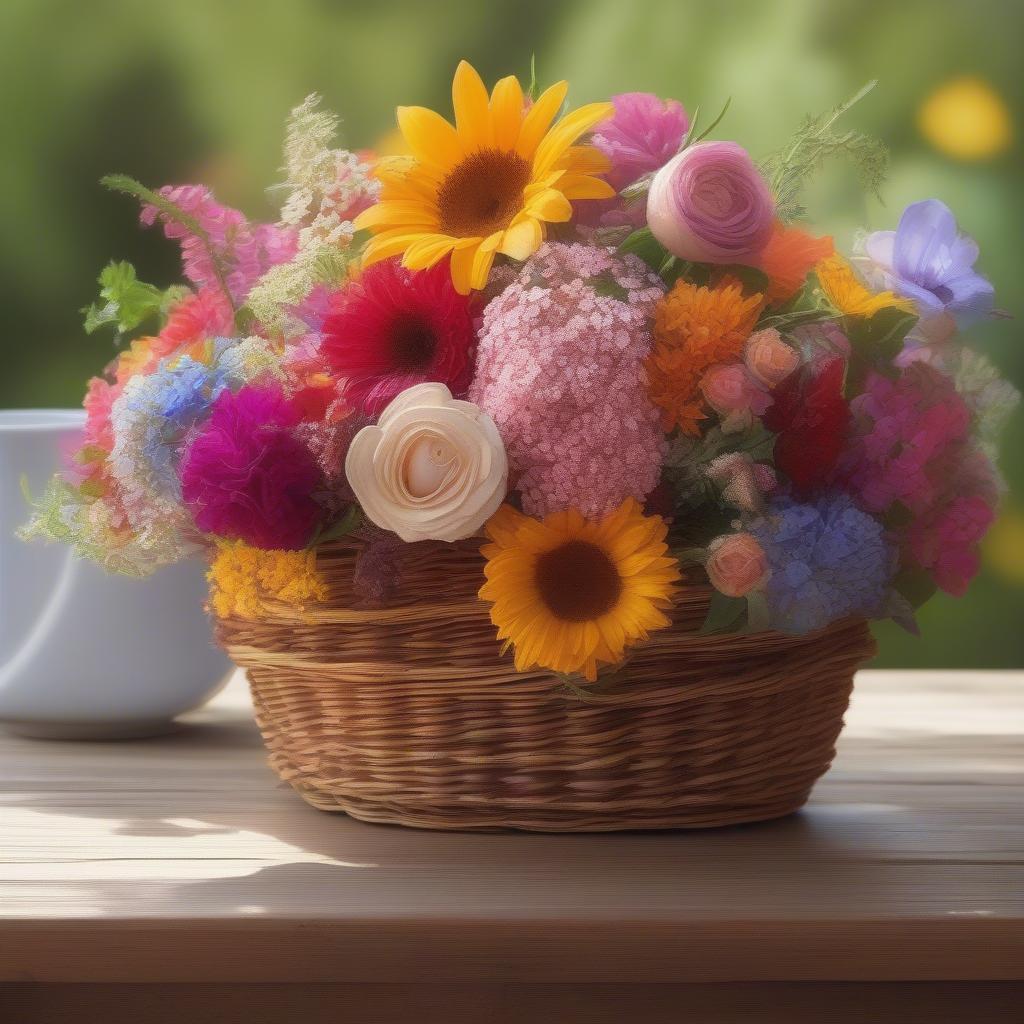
[437,148,532,237]
[535,540,623,622]
[389,314,437,370]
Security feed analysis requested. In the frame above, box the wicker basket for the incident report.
[216,537,876,832]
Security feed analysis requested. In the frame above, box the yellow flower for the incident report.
[479,499,680,682]
[646,278,764,436]
[208,540,328,619]
[984,506,1024,586]
[918,77,1012,161]
[815,254,916,319]
[354,60,614,294]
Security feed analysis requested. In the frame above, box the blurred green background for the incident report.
[1,0,1021,666]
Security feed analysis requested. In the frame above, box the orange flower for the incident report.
[759,223,834,304]
[646,279,764,436]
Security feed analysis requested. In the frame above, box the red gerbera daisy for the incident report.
[764,356,850,496]
[320,259,477,415]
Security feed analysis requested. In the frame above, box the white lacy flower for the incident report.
[345,383,508,543]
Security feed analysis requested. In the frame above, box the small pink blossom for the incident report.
[469,243,666,519]
[699,362,772,432]
[706,452,777,513]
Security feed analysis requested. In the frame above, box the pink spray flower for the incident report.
[593,92,690,191]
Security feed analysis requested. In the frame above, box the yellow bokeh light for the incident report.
[918,76,1012,160]
[984,507,1024,587]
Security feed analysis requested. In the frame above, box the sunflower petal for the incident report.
[557,174,616,201]
[354,199,439,231]
[449,238,483,294]
[489,74,525,150]
[525,188,573,224]
[396,106,463,170]
[499,217,544,260]
[452,60,492,149]
[533,101,615,176]
[516,80,569,158]
[401,233,458,270]
[361,230,427,266]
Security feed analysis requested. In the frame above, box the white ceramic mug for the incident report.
[0,409,231,738]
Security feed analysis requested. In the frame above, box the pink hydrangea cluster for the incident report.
[142,185,297,304]
[838,363,972,515]
[469,243,666,519]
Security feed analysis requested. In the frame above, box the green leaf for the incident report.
[720,263,770,294]
[699,591,748,635]
[617,227,668,273]
[845,306,918,389]
[82,261,166,337]
[892,568,937,610]
[588,270,630,302]
[527,54,538,102]
[686,96,732,147]
[306,505,362,550]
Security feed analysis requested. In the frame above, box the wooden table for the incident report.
[1,670,1021,1023]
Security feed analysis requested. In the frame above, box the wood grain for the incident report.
[0,670,1021,987]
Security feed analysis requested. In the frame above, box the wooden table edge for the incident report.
[2,916,1021,984]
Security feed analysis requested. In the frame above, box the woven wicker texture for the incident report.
[216,537,877,832]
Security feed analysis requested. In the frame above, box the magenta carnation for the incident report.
[469,242,666,519]
[838,364,972,515]
[904,447,999,596]
[180,385,324,549]
[593,92,690,191]
[321,259,477,415]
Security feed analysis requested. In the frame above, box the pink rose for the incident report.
[699,362,772,432]
[646,141,775,264]
[744,328,800,388]
[705,533,770,598]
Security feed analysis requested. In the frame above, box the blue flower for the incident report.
[860,199,994,325]
[749,493,894,633]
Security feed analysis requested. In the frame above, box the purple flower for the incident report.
[860,199,994,325]
[647,141,775,265]
[592,92,689,191]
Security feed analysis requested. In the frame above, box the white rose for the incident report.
[345,383,508,543]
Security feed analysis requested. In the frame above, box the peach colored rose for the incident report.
[699,362,772,432]
[705,532,770,597]
[744,328,800,388]
[345,383,508,542]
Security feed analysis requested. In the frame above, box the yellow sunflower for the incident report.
[353,61,615,294]
[815,254,916,319]
[479,499,680,682]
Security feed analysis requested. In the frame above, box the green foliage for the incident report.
[761,81,888,223]
[699,590,748,634]
[617,226,668,272]
[306,504,362,550]
[844,305,918,395]
[588,270,630,302]
[81,261,188,340]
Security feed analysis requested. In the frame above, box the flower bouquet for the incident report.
[26,63,1017,830]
